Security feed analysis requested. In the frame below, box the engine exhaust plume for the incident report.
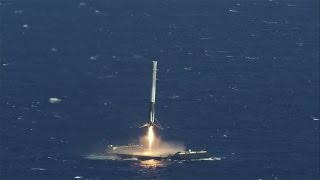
[148,126,154,150]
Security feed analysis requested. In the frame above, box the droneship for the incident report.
[106,144,210,160]
[106,61,210,160]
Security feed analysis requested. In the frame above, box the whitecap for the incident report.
[123,158,138,161]
[89,55,99,60]
[200,37,215,40]
[14,10,24,14]
[311,116,319,121]
[169,95,180,99]
[49,97,61,104]
[263,21,278,24]
[190,157,223,161]
[48,157,59,161]
[22,24,29,28]
[296,42,304,46]
[53,113,62,118]
[0,2,13,6]
[229,86,238,91]
[84,154,121,160]
[78,2,86,7]
[245,56,259,60]
[229,9,239,13]
[31,168,47,171]
[144,12,151,17]
[215,50,231,53]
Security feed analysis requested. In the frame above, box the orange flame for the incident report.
[148,126,154,151]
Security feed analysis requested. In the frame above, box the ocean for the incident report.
[0,0,319,179]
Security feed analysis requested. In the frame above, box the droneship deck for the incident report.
[106,145,210,160]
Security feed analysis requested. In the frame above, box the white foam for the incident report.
[169,95,180,99]
[84,154,121,161]
[14,10,24,14]
[196,157,222,161]
[144,12,151,17]
[311,116,319,121]
[123,158,138,161]
[296,42,304,46]
[78,2,86,7]
[229,9,239,13]
[89,55,99,60]
[200,37,215,40]
[215,50,231,53]
[53,113,62,118]
[48,156,59,161]
[245,56,260,60]
[22,24,29,28]
[0,2,13,6]
[229,86,238,91]
[180,157,223,162]
[263,21,278,24]
[31,168,47,171]
[49,97,61,104]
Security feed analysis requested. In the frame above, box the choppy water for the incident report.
[0,0,319,179]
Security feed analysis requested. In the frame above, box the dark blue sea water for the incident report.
[0,0,319,179]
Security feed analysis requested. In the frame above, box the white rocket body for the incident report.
[140,61,163,130]
[150,61,157,124]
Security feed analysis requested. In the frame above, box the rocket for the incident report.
[140,61,163,129]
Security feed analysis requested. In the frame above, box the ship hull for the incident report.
[108,152,210,160]
[107,153,168,161]
[107,150,210,160]
[171,151,210,160]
